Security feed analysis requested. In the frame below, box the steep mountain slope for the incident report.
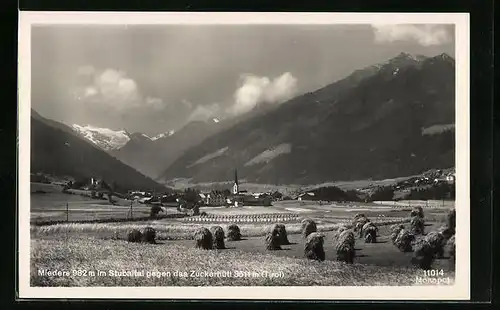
[160,53,455,185]
[110,119,225,179]
[110,107,271,179]
[30,110,167,192]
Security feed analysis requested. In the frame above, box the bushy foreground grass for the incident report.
[31,218,409,241]
[31,237,431,287]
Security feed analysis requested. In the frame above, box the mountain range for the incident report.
[158,52,456,185]
[35,52,456,188]
[30,110,167,192]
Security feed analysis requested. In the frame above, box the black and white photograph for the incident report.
[18,12,470,299]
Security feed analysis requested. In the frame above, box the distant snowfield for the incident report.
[151,130,175,141]
[72,124,130,150]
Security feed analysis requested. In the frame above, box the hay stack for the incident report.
[412,239,435,269]
[301,219,317,238]
[227,224,241,241]
[194,227,213,250]
[394,229,415,252]
[265,229,281,251]
[410,206,424,218]
[353,215,370,238]
[411,231,445,269]
[304,232,325,261]
[270,223,291,245]
[447,235,455,261]
[364,226,377,243]
[424,231,446,258]
[390,224,405,244]
[127,229,143,243]
[353,213,366,221]
[210,226,225,249]
[410,215,425,235]
[335,230,355,263]
[142,226,156,244]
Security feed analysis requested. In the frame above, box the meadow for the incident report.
[31,236,451,287]
[29,184,455,286]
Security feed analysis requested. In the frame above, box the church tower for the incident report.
[232,169,239,195]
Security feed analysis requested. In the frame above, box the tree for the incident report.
[367,186,394,202]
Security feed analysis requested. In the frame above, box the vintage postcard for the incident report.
[18,12,470,300]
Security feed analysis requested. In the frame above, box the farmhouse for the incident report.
[201,193,226,206]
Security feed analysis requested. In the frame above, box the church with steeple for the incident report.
[232,169,239,195]
[227,169,272,207]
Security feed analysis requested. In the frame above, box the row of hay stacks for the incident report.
[127,226,157,244]
[303,218,360,264]
[351,213,379,243]
[391,207,456,269]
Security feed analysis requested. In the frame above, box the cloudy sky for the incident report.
[31,24,455,136]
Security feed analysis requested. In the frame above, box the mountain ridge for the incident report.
[31,109,167,192]
[159,52,455,185]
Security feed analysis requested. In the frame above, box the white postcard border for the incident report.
[18,11,470,300]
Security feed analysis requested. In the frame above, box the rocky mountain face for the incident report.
[159,53,456,185]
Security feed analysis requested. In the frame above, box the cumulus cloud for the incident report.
[72,66,167,111]
[187,103,221,122]
[371,24,452,46]
[229,72,298,116]
[145,96,167,111]
[181,99,194,110]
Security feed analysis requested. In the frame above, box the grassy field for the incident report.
[31,236,452,287]
[30,184,184,223]
[30,186,455,287]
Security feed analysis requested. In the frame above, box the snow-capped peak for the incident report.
[72,124,131,151]
[151,130,176,141]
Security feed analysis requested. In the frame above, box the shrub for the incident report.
[446,209,456,234]
[192,203,200,216]
[304,232,325,261]
[301,219,317,238]
[127,229,142,243]
[142,226,156,244]
[335,230,355,263]
[227,224,241,241]
[410,216,425,235]
[264,230,281,251]
[210,226,225,249]
[394,229,415,252]
[194,227,213,250]
[270,223,291,245]
[150,205,162,218]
